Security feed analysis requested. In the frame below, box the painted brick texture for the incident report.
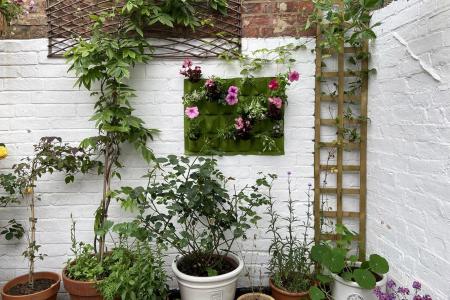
[368,0,450,298]
[0,37,316,295]
[2,0,314,39]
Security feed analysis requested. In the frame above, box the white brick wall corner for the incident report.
[368,1,450,298]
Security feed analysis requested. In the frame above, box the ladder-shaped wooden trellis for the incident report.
[313,3,369,261]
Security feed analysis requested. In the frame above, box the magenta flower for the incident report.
[205,79,215,88]
[235,116,245,130]
[268,79,279,90]
[288,70,300,82]
[185,106,199,119]
[269,97,283,109]
[228,85,239,95]
[182,58,192,68]
[226,93,238,105]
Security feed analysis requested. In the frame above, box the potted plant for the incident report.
[113,155,271,300]
[374,279,432,300]
[309,225,389,300]
[0,137,92,300]
[266,173,315,300]
[64,217,168,300]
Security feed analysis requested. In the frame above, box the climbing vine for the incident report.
[66,0,228,260]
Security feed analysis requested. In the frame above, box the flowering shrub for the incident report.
[180,58,202,82]
[0,0,35,27]
[374,280,432,300]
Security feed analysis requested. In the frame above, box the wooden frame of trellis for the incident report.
[313,2,369,261]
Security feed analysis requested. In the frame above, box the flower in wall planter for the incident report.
[288,70,300,82]
[268,97,283,120]
[205,78,224,101]
[235,115,253,140]
[185,106,200,119]
[180,58,202,82]
[226,85,239,105]
[268,79,279,90]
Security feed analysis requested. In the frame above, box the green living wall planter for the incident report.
[184,77,285,155]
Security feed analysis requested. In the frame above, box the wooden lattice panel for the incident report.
[313,4,369,260]
[46,0,241,58]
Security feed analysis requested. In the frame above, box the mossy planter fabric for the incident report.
[184,78,285,155]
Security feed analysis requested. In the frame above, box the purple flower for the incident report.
[412,281,422,290]
[387,279,396,289]
[205,79,215,88]
[398,287,410,295]
[185,106,199,119]
[288,70,300,82]
[413,296,423,300]
[235,116,245,130]
[423,295,432,300]
[287,171,292,175]
[226,93,238,105]
[228,85,239,95]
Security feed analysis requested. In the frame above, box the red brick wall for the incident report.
[2,0,314,39]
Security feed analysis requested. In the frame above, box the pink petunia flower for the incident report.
[235,116,244,130]
[185,106,199,119]
[288,70,300,82]
[269,97,283,109]
[205,79,215,88]
[268,79,279,90]
[228,85,239,95]
[226,93,238,105]
[182,58,193,68]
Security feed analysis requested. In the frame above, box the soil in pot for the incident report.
[7,279,56,296]
[177,253,238,277]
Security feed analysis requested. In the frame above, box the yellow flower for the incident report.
[24,187,33,195]
[0,146,8,160]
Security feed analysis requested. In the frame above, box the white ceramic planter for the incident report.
[172,252,244,300]
[331,265,387,300]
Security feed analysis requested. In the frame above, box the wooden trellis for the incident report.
[313,4,369,260]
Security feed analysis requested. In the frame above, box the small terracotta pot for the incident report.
[269,279,310,300]
[237,292,275,300]
[62,268,103,300]
[1,272,61,300]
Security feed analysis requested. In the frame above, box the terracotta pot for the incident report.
[237,292,275,300]
[62,268,103,300]
[269,279,310,300]
[1,272,61,300]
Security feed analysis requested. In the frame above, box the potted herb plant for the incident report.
[64,217,168,300]
[266,173,315,300]
[113,155,271,300]
[309,225,389,300]
[0,137,92,300]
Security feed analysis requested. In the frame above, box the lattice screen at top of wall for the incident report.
[46,0,241,58]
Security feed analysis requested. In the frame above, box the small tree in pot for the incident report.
[266,173,315,300]
[0,137,93,299]
[114,155,271,300]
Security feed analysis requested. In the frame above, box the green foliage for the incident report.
[0,137,95,285]
[113,155,271,276]
[0,0,23,25]
[306,0,382,52]
[267,176,315,293]
[0,219,24,240]
[309,224,389,299]
[97,244,168,300]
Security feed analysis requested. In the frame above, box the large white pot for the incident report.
[172,252,244,300]
[331,264,387,300]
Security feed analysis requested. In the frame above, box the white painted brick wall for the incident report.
[368,1,450,298]
[0,37,316,294]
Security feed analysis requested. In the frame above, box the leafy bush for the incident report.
[114,155,271,276]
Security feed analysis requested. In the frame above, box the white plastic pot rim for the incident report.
[172,252,244,283]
